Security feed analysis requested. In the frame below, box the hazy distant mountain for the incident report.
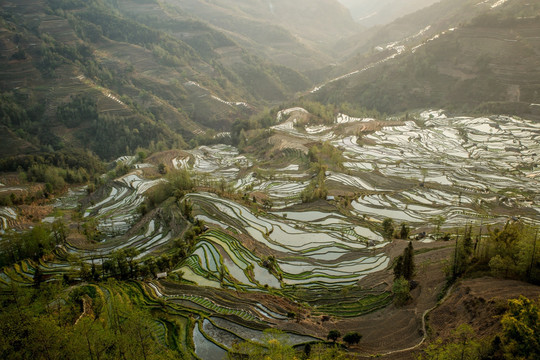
[162,0,359,70]
[338,0,440,26]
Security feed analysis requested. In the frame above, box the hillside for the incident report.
[0,0,316,160]
[312,0,540,118]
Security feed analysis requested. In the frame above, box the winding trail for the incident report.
[372,283,455,357]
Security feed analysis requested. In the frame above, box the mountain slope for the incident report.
[311,0,540,117]
[335,0,497,62]
[0,0,315,160]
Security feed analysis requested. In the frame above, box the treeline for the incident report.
[57,94,98,128]
[79,248,177,283]
[0,149,104,205]
[300,164,328,203]
[128,15,235,62]
[81,113,179,159]
[0,90,63,151]
[308,141,344,170]
[0,148,103,174]
[299,142,344,203]
[0,92,43,129]
[74,4,196,69]
[74,215,204,284]
[77,222,204,284]
[449,221,540,284]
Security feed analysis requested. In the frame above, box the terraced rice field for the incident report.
[185,193,389,288]
[271,108,540,227]
[0,207,17,233]
[3,108,539,359]
[84,173,164,236]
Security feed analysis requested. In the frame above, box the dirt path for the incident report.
[373,282,455,358]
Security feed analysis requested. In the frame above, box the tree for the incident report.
[33,267,44,289]
[393,277,410,306]
[400,222,410,240]
[416,324,485,360]
[52,219,68,244]
[393,255,404,279]
[91,262,100,282]
[79,262,92,282]
[402,241,415,280]
[431,215,446,235]
[182,200,193,222]
[463,225,473,256]
[500,296,540,359]
[327,329,341,342]
[286,311,296,320]
[167,169,194,195]
[71,317,115,360]
[157,163,167,175]
[382,218,394,240]
[343,332,362,346]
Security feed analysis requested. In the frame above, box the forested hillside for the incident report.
[0,0,317,162]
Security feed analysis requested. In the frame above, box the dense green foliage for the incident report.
[0,92,43,129]
[0,282,178,360]
[308,142,345,171]
[392,242,415,306]
[392,277,411,306]
[417,324,488,360]
[343,332,362,346]
[0,225,59,268]
[382,218,395,240]
[301,164,328,203]
[0,0,316,167]
[500,296,540,359]
[0,148,103,204]
[0,149,102,176]
[57,95,98,128]
[393,243,414,282]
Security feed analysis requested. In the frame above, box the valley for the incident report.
[1,0,540,359]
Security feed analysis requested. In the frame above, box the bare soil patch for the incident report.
[428,277,540,340]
